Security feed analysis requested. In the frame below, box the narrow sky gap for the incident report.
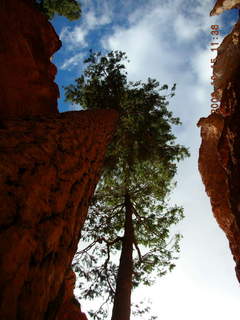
[52,1,240,318]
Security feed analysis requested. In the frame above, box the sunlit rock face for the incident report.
[212,20,240,106]
[210,0,240,16]
[0,110,118,320]
[198,2,240,282]
[0,0,61,118]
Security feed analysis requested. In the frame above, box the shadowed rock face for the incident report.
[0,0,61,118]
[0,110,118,320]
[198,0,240,282]
[56,269,88,320]
[0,0,119,319]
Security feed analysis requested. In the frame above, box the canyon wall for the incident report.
[0,0,61,118]
[0,0,118,319]
[198,0,240,282]
[210,0,240,16]
[0,110,118,320]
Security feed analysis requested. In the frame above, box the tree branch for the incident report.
[100,236,123,246]
[132,205,144,222]
[77,239,100,255]
[104,243,115,295]
[133,239,142,263]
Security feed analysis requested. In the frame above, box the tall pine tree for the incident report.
[65,50,189,320]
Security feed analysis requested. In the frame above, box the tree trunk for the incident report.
[111,193,134,320]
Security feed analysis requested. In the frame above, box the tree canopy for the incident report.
[35,0,81,20]
[65,50,189,320]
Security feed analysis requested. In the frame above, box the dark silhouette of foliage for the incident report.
[35,0,81,20]
[66,50,189,320]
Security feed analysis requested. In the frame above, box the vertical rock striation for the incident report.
[198,0,240,282]
[0,110,118,320]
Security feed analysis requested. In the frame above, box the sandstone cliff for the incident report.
[0,0,118,319]
[0,110,118,320]
[210,0,240,16]
[198,0,240,282]
[0,0,61,118]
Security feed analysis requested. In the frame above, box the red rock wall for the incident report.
[0,1,119,319]
[210,0,240,16]
[198,1,240,282]
[0,0,61,118]
[0,110,118,320]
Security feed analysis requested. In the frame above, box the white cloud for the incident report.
[174,15,202,41]
[59,1,113,51]
[72,0,240,318]
[60,26,88,48]
[60,52,84,70]
[85,8,111,29]
[192,48,214,85]
[55,0,240,317]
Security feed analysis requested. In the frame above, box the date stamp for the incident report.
[210,24,221,113]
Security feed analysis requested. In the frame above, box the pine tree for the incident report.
[35,0,81,20]
[65,50,189,320]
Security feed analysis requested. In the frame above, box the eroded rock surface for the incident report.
[0,1,119,318]
[210,0,240,16]
[56,269,88,320]
[198,1,240,282]
[0,110,118,319]
[0,0,61,118]
[212,20,240,105]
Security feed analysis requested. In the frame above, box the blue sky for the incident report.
[51,1,240,319]
[52,0,238,113]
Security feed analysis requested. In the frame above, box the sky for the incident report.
[51,0,240,319]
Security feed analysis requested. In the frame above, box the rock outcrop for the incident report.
[198,0,240,282]
[56,269,88,320]
[0,110,118,320]
[210,0,240,16]
[0,0,61,118]
[0,0,119,319]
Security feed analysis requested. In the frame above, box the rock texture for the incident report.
[0,1,119,319]
[210,0,240,16]
[212,20,240,105]
[0,110,118,320]
[198,1,240,282]
[56,269,88,320]
[0,0,61,118]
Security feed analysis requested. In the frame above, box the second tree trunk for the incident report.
[111,193,134,320]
